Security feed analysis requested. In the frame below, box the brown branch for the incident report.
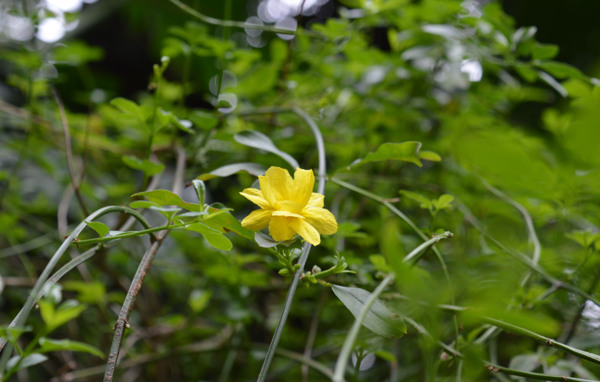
[102,147,187,381]
[53,88,90,217]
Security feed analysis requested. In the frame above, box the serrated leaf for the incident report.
[352,142,423,168]
[122,155,165,176]
[7,353,48,372]
[332,284,406,338]
[197,162,266,181]
[86,221,109,238]
[185,222,233,250]
[132,190,202,212]
[234,131,299,169]
[39,337,104,358]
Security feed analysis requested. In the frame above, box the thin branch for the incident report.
[256,108,326,382]
[301,290,327,382]
[53,88,89,216]
[482,316,600,365]
[484,361,598,381]
[169,0,323,38]
[103,147,187,381]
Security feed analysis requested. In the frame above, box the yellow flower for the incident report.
[240,166,337,246]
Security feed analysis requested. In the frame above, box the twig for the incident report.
[301,290,327,382]
[482,316,600,365]
[484,361,598,381]
[169,0,323,38]
[53,88,89,216]
[52,325,233,381]
[103,147,187,381]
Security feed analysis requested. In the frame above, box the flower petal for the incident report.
[289,219,321,246]
[272,210,305,219]
[259,167,293,205]
[302,207,338,235]
[290,168,314,208]
[307,193,324,208]
[240,188,271,209]
[241,209,273,231]
[269,216,297,242]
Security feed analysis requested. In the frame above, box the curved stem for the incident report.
[332,274,395,382]
[256,108,326,381]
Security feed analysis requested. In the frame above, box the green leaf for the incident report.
[86,221,109,238]
[62,281,106,304]
[332,284,406,338]
[537,62,585,80]
[185,222,233,250]
[201,208,255,240]
[352,142,423,168]
[399,190,432,209]
[432,194,454,211]
[514,64,539,83]
[39,300,86,333]
[122,155,165,176]
[532,43,559,60]
[196,162,266,181]
[110,97,145,122]
[7,353,48,372]
[132,190,202,212]
[129,200,161,209]
[189,110,219,130]
[234,131,299,169]
[419,150,441,162]
[254,232,279,248]
[39,337,104,358]
[188,289,211,313]
[192,179,206,205]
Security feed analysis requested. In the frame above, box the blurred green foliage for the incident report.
[2,0,600,381]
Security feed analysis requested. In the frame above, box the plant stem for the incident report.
[169,0,322,38]
[484,362,598,381]
[0,206,151,375]
[482,316,600,364]
[332,274,395,382]
[255,108,327,381]
[103,239,163,381]
[403,231,453,264]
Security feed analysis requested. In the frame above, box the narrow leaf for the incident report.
[234,131,299,169]
[39,337,104,358]
[7,353,48,372]
[332,284,406,338]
